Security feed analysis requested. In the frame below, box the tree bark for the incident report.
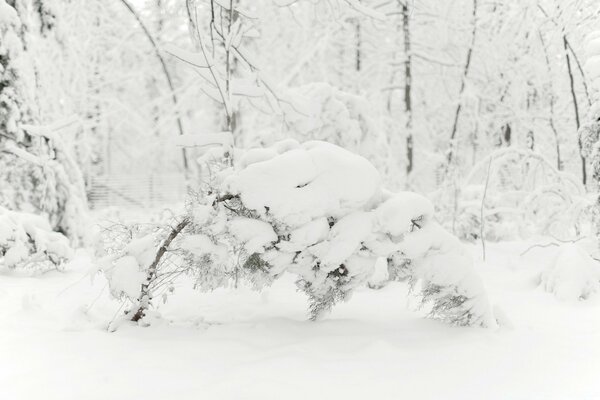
[402,2,413,176]
[563,34,586,185]
[130,218,190,322]
[447,0,477,167]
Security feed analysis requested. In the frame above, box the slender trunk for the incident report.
[355,17,361,72]
[402,3,413,176]
[447,0,478,167]
[224,0,239,138]
[539,31,562,170]
[563,34,586,185]
[565,39,592,108]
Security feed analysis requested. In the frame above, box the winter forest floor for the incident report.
[1,238,600,399]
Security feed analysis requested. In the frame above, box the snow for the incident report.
[98,234,157,300]
[367,257,389,288]
[124,235,157,268]
[375,191,434,237]
[0,206,72,268]
[541,243,600,301]
[172,132,234,149]
[2,241,600,399]
[180,234,228,263]
[586,31,600,90]
[107,255,147,299]
[0,0,18,26]
[316,211,374,267]
[228,217,277,253]
[3,241,28,266]
[226,140,382,226]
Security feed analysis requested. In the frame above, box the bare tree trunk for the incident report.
[402,2,413,176]
[447,0,478,167]
[539,30,562,170]
[563,34,586,185]
[224,0,240,138]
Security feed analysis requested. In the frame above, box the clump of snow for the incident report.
[541,244,600,301]
[0,0,18,26]
[99,234,157,300]
[225,140,382,226]
[228,217,277,253]
[0,206,72,269]
[367,257,389,289]
[108,256,147,299]
[180,234,228,263]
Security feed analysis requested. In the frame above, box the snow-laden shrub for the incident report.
[541,244,600,302]
[0,206,72,269]
[101,140,496,327]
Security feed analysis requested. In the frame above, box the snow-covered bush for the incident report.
[541,244,600,302]
[101,140,496,327]
[0,206,72,270]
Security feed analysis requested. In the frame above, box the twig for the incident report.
[520,236,585,256]
[480,157,492,261]
[520,242,559,256]
[447,0,478,167]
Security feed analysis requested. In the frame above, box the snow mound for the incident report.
[541,244,600,301]
[228,217,277,253]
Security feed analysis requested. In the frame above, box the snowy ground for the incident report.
[1,241,600,400]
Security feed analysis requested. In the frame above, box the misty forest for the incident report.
[1,0,600,399]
